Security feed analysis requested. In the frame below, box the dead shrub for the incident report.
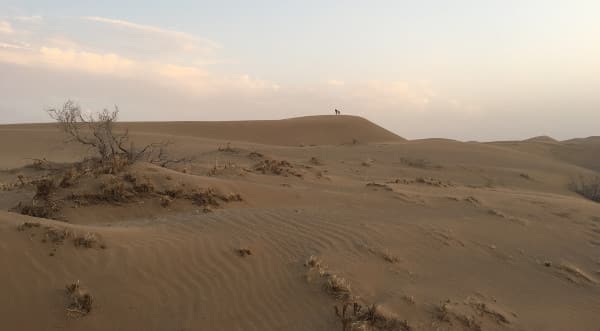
[133,179,154,194]
[187,188,223,207]
[218,142,236,153]
[237,248,252,257]
[334,302,412,331]
[254,159,302,177]
[59,168,78,188]
[305,255,322,269]
[47,100,184,172]
[248,151,265,159]
[309,157,323,165]
[33,178,54,201]
[160,195,173,207]
[65,281,93,315]
[99,178,129,202]
[73,232,99,248]
[17,203,55,219]
[325,274,352,300]
[44,226,73,245]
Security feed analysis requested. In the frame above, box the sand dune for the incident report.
[1,116,599,330]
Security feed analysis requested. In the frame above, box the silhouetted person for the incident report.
[334,109,341,115]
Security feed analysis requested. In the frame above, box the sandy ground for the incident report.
[0,115,599,331]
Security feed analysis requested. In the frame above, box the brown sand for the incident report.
[0,115,599,330]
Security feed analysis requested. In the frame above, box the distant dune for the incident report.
[118,115,404,146]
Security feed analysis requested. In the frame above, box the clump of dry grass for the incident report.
[218,142,237,153]
[16,203,58,219]
[305,255,322,269]
[237,247,252,257]
[160,195,173,207]
[254,159,303,177]
[325,274,352,300]
[309,157,323,165]
[99,178,129,202]
[43,226,73,245]
[381,250,400,264]
[247,151,265,159]
[187,188,222,207]
[334,301,412,331]
[15,177,60,218]
[73,232,99,248]
[65,280,93,316]
[304,256,411,330]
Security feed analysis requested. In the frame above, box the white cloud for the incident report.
[82,16,219,53]
[0,42,26,49]
[0,21,13,34]
[14,16,43,23]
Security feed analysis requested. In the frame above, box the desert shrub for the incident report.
[334,301,411,331]
[160,195,173,207]
[570,175,600,202]
[44,226,73,244]
[47,100,186,172]
[73,232,99,248]
[237,247,252,257]
[325,274,352,300]
[254,159,302,177]
[65,281,93,315]
[33,178,54,201]
[99,178,129,202]
[17,204,54,218]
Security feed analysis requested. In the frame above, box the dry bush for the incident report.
[15,179,59,218]
[65,281,93,315]
[185,188,242,208]
[99,178,129,202]
[59,168,78,188]
[254,159,303,177]
[570,175,600,202]
[187,188,222,207]
[218,142,236,153]
[33,178,54,201]
[47,100,187,173]
[305,255,322,269]
[309,157,323,165]
[160,195,173,207]
[73,232,99,248]
[248,151,265,159]
[17,204,55,218]
[133,179,154,194]
[325,274,352,300]
[334,302,411,331]
[237,247,252,257]
[43,226,73,245]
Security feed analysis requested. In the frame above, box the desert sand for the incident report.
[0,115,599,330]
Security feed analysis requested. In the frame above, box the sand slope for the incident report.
[1,117,599,330]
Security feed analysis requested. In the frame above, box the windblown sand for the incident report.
[0,115,599,330]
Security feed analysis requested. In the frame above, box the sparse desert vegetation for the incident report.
[65,280,93,316]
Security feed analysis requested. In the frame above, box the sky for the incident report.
[0,0,599,140]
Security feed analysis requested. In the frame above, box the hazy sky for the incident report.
[1,1,599,140]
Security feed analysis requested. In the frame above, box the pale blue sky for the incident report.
[1,1,599,140]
